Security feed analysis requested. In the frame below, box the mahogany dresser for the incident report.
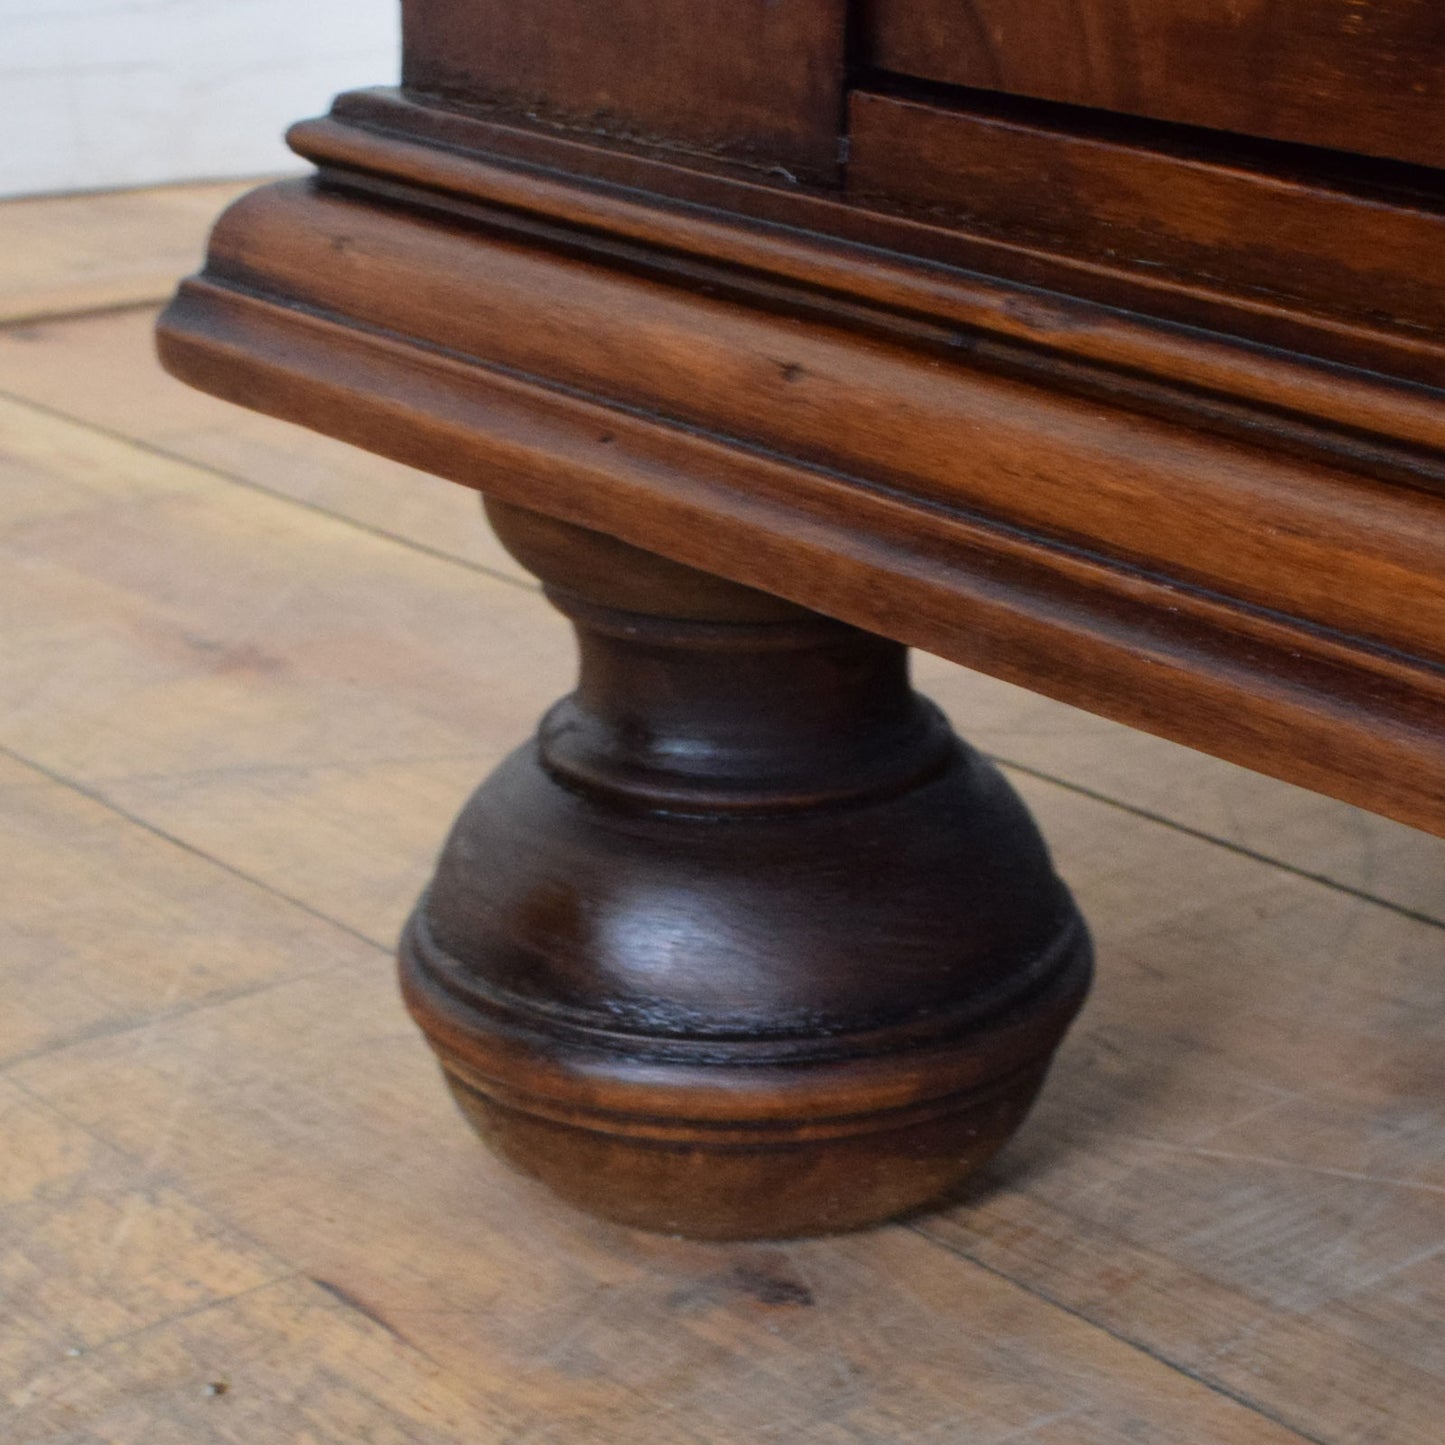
[158,1,1445,1239]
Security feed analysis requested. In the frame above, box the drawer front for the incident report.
[847,90,1445,351]
[867,0,1445,169]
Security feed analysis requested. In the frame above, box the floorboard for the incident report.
[0,182,264,327]
[1,181,1440,1445]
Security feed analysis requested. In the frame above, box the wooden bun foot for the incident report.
[399,500,1092,1239]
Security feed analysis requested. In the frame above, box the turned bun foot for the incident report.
[399,501,1091,1239]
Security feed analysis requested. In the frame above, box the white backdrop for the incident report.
[1,0,399,197]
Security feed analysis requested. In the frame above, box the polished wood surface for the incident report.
[402,0,848,180]
[848,87,1445,341]
[161,142,1445,831]
[152,3,1444,1242]
[296,87,1445,392]
[9,305,1440,920]
[3,217,1443,1434]
[867,0,1445,169]
[402,500,1089,1238]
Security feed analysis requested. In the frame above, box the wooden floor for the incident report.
[1,184,1442,1445]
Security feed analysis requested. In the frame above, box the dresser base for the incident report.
[398,501,1091,1238]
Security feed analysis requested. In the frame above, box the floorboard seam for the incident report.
[0,959,354,1077]
[992,754,1444,930]
[5,1070,310,1275]
[0,385,540,596]
[0,741,391,960]
[4,1076,470,1387]
[3,385,1436,930]
[907,1221,1330,1445]
[1,296,181,330]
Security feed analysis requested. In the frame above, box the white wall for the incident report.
[1,1,399,197]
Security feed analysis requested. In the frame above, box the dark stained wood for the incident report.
[157,169,1445,833]
[156,3,1445,1240]
[8,329,1444,1439]
[303,90,1445,399]
[401,0,848,181]
[399,499,1091,1239]
[866,0,1445,170]
[848,89,1445,341]
[181,181,1445,665]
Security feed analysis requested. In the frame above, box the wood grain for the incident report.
[0,755,343,1069]
[402,0,848,181]
[866,0,1445,169]
[0,392,567,943]
[402,501,1090,1238]
[299,91,1445,405]
[0,181,262,325]
[848,88,1445,339]
[0,307,526,585]
[2,306,1439,920]
[157,174,1445,832]
[193,181,1445,661]
[2,341,1441,1439]
[916,771,1445,1445]
[1,1084,529,1442]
